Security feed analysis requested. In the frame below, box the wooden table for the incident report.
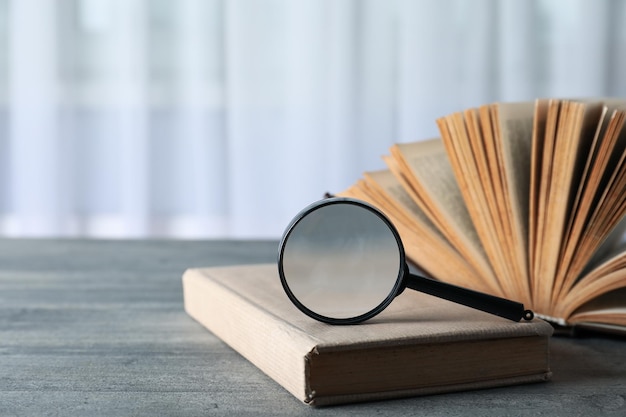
[1,239,625,416]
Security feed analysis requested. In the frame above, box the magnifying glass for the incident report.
[278,197,534,325]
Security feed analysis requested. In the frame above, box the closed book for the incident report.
[182,263,553,406]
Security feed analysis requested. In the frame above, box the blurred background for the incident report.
[0,0,625,239]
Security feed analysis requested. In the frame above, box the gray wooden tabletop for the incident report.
[1,239,625,416]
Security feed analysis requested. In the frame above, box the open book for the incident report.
[338,98,626,334]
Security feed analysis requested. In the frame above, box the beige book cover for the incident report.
[183,263,553,406]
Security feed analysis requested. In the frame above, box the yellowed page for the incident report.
[555,106,625,300]
[529,99,550,296]
[567,287,626,327]
[437,114,516,300]
[562,116,626,294]
[533,101,606,313]
[535,101,581,312]
[532,100,561,305]
[555,249,626,321]
[384,151,440,225]
[476,106,521,295]
[436,103,535,305]
[490,102,535,306]
[339,173,494,293]
[387,140,500,293]
[468,108,509,258]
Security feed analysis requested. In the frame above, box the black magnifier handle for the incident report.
[405,272,534,322]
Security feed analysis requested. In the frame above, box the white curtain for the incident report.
[1,0,625,238]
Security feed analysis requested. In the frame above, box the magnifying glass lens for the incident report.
[279,201,403,323]
[279,198,533,324]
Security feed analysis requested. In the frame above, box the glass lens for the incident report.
[280,200,403,321]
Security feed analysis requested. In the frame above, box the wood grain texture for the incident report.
[0,239,625,416]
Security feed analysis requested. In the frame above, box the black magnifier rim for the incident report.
[278,197,407,325]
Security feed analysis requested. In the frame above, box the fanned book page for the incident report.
[341,98,626,333]
[387,140,499,291]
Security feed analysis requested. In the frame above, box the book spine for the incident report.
[182,268,315,403]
